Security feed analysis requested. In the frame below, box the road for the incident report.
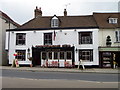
[1,69,119,88]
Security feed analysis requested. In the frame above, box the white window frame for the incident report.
[109,18,118,24]
[51,16,59,28]
[15,50,26,61]
[115,30,120,42]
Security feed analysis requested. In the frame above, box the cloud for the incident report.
[0,0,119,24]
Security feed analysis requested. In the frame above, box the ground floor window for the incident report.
[42,52,47,60]
[60,52,65,59]
[79,49,93,61]
[15,50,26,61]
[54,52,58,59]
[66,51,72,59]
[41,51,72,60]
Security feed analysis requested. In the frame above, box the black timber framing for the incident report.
[32,46,75,67]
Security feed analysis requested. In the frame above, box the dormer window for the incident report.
[109,18,118,24]
[51,15,59,28]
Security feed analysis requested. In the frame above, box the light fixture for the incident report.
[34,30,36,33]
[27,48,30,59]
[27,48,30,53]
[60,30,62,32]
[12,31,14,33]
[75,48,78,53]
[74,29,76,31]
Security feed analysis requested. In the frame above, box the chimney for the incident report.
[64,9,67,16]
[34,6,42,18]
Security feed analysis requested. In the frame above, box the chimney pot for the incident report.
[64,9,67,16]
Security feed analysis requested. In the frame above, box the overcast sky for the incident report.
[0,0,119,25]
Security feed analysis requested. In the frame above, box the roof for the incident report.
[18,15,98,29]
[0,11,20,27]
[93,13,120,29]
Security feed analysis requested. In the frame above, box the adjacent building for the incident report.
[0,11,20,65]
[93,13,120,68]
[5,7,120,68]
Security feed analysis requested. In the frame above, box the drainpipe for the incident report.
[7,20,10,65]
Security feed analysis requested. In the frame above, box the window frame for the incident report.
[54,52,58,59]
[16,33,26,45]
[79,49,93,62]
[109,18,118,24]
[15,50,26,61]
[60,51,65,59]
[66,51,72,59]
[44,33,52,45]
[51,16,59,28]
[115,30,120,43]
[79,32,93,44]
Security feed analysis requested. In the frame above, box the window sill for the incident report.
[114,42,120,43]
[16,44,26,46]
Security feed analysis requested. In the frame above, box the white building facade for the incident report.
[5,7,120,68]
[5,28,99,67]
[0,11,20,65]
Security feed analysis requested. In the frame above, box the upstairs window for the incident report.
[16,33,26,45]
[51,15,59,28]
[109,18,118,24]
[115,30,120,42]
[44,33,52,45]
[79,32,92,44]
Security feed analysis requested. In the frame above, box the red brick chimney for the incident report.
[34,6,42,18]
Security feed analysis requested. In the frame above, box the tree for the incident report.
[106,35,112,47]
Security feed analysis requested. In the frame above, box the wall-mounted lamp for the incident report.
[12,31,14,33]
[27,48,30,59]
[64,33,67,35]
[60,30,62,32]
[34,30,36,33]
[75,48,78,53]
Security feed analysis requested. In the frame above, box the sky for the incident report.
[0,0,119,25]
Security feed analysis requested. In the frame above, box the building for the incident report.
[93,13,120,68]
[0,11,20,65]
[5,7,120,68]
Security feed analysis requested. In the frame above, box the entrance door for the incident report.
[41,52,47,67]
[59,51,65,67]
[66,51,72,65]
[115,52,120,67]
[33,51,41,66]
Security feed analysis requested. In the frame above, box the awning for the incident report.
[99,46,120,51]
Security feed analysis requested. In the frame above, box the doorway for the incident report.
[114,52,120,67]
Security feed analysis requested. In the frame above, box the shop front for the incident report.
[99,47,120,68]
[32,45,75,67]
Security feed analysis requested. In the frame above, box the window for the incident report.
[48,52,52,59]
[15,50,26,61]
[79,50,93,61]
[79,32,92,44]
[42,52,47,60]
[54,52,58,59]
[51,16,59,28]
[60,52,64,59]
[115,30,120,42]
[44,33,52,45]
[109,18,118,24]
[66,52,72,59]
[16,33,26,45]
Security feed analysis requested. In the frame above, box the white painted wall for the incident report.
[99,29,120,47]
[6,28,99,66]
[0,16,17,65]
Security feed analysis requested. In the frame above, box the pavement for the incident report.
[0,66,119,74]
